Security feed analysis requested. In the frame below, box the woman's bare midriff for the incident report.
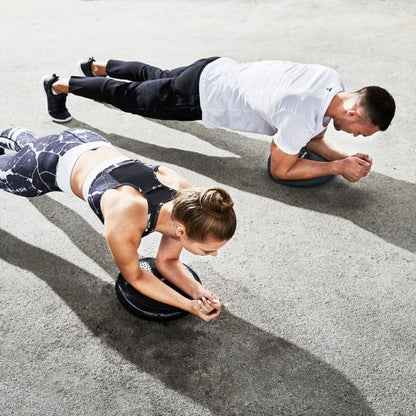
[70,146,123,199]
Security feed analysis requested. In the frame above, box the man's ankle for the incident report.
[52,80,69,95]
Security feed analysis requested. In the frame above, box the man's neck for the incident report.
[325,92,346,118]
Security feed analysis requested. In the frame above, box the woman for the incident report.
[0,127,237,322]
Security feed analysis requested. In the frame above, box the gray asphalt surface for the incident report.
[1,1,415,415]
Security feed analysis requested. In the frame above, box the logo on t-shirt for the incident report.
[326,87,333,92]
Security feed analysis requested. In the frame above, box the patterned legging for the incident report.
[0,127,109,197]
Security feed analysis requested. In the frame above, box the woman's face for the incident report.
[181,235,228,257]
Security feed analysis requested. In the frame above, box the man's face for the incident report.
[333,109,379,137]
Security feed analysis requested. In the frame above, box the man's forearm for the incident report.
[271,157,340,181]
[270,154,371,182]
[305,137,349,161]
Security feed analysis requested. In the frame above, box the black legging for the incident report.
[0,127,109,197]
[69,57,219,120]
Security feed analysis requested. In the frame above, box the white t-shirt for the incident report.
[199,57,344,154]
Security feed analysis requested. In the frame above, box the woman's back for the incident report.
[71,146,191,200]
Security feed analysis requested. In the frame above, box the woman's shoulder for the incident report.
[102,186,148,225]
[156,166,192,191]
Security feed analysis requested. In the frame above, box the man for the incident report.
[43,56,395,186]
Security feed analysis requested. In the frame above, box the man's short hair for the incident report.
[357,86,395,131]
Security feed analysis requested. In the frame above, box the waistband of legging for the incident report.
[56,141,113,196]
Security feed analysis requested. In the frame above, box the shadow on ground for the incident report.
[69,119,415,253]
[1,218,375,415]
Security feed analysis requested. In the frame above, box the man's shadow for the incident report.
[69,119,415,253]
[1,197,376,414]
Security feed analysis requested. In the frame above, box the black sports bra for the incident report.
[87,159,177,237]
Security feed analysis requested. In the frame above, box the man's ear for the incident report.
[346,108,358,117]
[175,225,186,238]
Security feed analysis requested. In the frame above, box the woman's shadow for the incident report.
[71,119,415,253]
[1,195,376,415]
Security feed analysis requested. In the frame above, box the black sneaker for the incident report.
[42,74,72,123]
[78,57,95,77]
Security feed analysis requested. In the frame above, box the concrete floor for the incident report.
[0,1,415,415]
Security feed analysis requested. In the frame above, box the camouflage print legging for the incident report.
[0,127,110,197]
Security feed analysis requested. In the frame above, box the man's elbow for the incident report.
[269,143,300,180]
[270,169,289,180]
[269,161,291,180]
